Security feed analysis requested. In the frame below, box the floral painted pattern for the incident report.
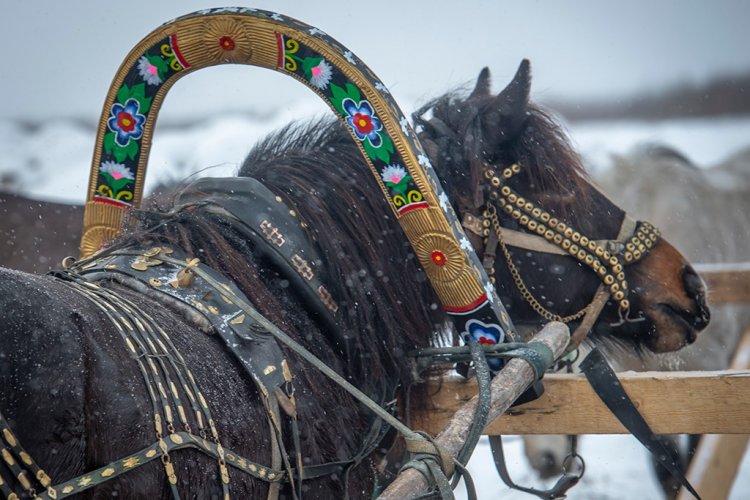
[303,57,333,89]
[102,83,153,163]
[97,161,134,200]
[465,318,505,345]
[137,56,164,85]
[107,99,146,147]
[329,82,394,163]
[381,164,410,191]
[343,98,383,147]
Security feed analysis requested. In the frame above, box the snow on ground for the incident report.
[1,107,749,499]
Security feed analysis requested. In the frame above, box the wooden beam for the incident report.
[677,327,750,500]
[411,370,750,435]
[695,262,750,304]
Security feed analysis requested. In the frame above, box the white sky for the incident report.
[1,1,748,122]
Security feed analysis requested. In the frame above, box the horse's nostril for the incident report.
[682,265,711,329]
[683,265,704,297]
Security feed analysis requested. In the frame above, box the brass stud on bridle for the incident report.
[480,163,660,320]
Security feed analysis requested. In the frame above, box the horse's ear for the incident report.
[470,67,492,99]
[481,59,531,149]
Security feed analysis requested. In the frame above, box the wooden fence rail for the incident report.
[412,369,750,436]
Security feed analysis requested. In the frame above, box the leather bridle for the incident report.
[459,162,661,349]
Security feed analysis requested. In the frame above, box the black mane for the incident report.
[415,94,594,225]
[123,117,446,394]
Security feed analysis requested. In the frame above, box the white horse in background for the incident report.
[522,143,750,496]
[600,143,750,372]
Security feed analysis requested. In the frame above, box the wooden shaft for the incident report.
[378,321,569,500]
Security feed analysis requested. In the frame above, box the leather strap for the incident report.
[579,349,701,500]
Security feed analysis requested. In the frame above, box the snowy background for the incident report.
[2,89,749,500]
[1,1,749,499]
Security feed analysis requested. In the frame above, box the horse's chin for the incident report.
[639,303,701,353]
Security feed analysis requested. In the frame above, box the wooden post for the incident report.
[377,321,570,500]
[677,326,750,500]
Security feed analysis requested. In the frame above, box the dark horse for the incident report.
[0,62,709,498]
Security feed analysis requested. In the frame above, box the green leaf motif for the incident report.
[103,133,115,155]
[329,83,362,116]
[101,172,133,193]
[114,83,153,114]
[363,134,394,163]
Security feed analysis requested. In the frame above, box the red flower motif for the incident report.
[117,112,136,132]
[352,113,374,135]
[431,250,447,266]
[478,336,496,345]
[219,36,236,51]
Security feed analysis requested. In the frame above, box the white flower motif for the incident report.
[99,161,134,181]
[439,191,449,211]
[197,9,212,15]
[270,13,283,21]
[399,116,410,135]
[238,7,257,13]
[308,59,333,89]
[484,282,496,302]
[344,51,356,64]
[375,82,390,94]
[417,154,432,168]
[137,56,162,86]
[214,7,239,13]
[460,237,472,250]
[308,27,325,35]
[380,164,408,184]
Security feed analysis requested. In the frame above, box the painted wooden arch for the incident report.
[80,7,517,341]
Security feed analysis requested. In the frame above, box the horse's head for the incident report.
[415,60,710,353]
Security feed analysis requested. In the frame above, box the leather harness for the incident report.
[0,176,399,499]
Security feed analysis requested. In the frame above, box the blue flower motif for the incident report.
[463,319,506,371]
[107,99,146,147]
[464,319,505,346]
[342,98,383,147]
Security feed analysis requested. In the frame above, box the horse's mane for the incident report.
[123,117,446,392]
[416,91,593,223]
[240,118,447,375]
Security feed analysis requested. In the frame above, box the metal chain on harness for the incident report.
[481,164,661,317]
[486,203,589,324]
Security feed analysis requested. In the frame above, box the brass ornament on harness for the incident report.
[477,163,661,326]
